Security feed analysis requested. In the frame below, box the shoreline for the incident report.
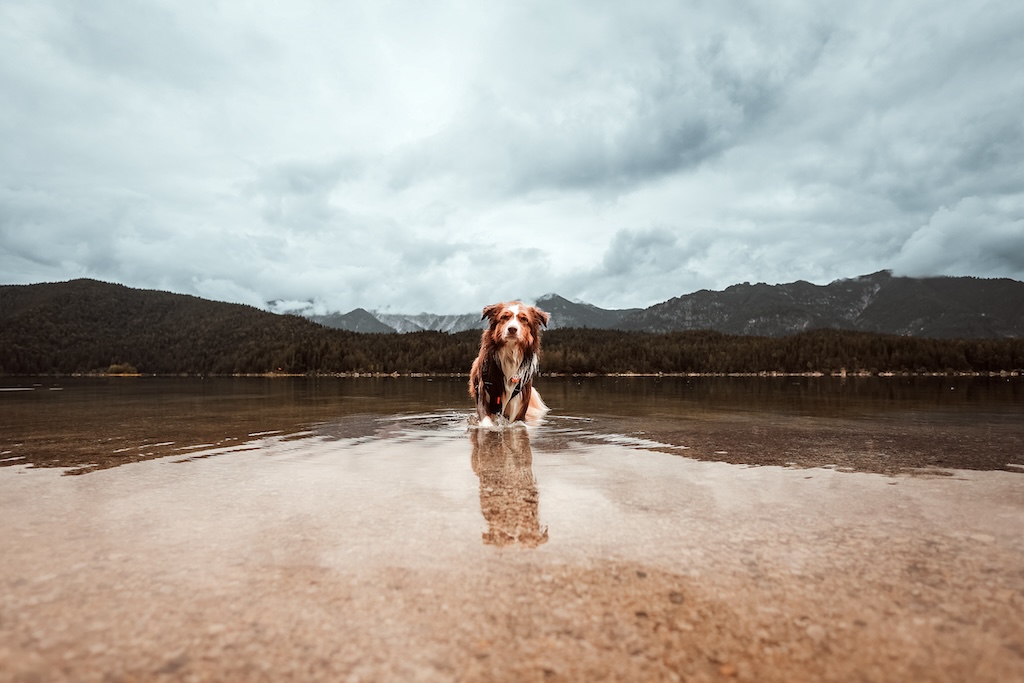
[3,370,1022,379]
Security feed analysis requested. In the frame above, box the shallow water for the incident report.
[2,376,1023,681]
[3,375,1022,474]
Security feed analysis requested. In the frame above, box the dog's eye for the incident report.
[518,314,528,323]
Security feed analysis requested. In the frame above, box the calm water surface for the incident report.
[2,375,1021,474]
[2,376,1023,681]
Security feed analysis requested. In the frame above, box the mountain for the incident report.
[373,311,482,334]
[312,310,481,334]
[2,278,1021,376]
[311,308,396,333]
[534,293,640,329]
[617,271,1024,338]
[315,295,637,333]
[306,272,1023,339]
[3,271,1020,374]
[0,278,348,374]
[0,279,492,375]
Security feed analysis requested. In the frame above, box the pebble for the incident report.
[806,624,826,643]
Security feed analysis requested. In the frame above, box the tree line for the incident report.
[2,279,1021,376]
[3,324,1022,376]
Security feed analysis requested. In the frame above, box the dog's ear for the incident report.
[481,303,503,322]
[533,307,550,328]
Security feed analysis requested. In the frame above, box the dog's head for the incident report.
[480,301,549,350]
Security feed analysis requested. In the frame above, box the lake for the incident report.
[2,376,1023,681]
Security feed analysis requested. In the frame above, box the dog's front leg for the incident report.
[472,378,495,426]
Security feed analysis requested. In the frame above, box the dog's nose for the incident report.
[507,325,518,336]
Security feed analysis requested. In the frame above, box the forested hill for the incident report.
[1,279,1022,375]
[0,279,477,375]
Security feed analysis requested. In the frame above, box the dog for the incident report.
[469,301,550,426]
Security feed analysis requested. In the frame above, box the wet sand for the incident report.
[2,410,1023,682]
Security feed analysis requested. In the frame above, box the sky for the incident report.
[2,0,1023,315]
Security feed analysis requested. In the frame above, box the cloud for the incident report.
[47,0,229,91]
[600,228,686,277]
[384,3,833,198]
[2,0,1023,314]
[893,195,1024,277]
[552,227,706,309]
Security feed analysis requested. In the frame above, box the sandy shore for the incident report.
[2,421,1023,682]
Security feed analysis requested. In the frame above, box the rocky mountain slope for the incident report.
[617,271,1024,338]
[371,311,481,334]
[533,294,641,330]
[309,272,1023,339]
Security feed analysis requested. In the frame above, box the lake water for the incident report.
[2,376,1023,681]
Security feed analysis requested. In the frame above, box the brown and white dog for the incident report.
[469,301,550,426]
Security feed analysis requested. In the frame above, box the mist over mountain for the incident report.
[308,272,1024,339]
[371,311,482,334]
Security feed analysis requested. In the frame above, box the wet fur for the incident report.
[469,301,550,425]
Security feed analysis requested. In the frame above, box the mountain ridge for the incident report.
[2,277,1022,376]
[4,271,1022,341]
[615,271,1024,338]
[306,271,1024,339]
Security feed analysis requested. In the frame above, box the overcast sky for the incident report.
[2,0,1023,314]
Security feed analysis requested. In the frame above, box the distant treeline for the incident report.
[3,326,1022,376]
[541,328,1023,375]
[2,279,1022,376]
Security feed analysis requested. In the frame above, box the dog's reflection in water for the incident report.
[469,426,548,548]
